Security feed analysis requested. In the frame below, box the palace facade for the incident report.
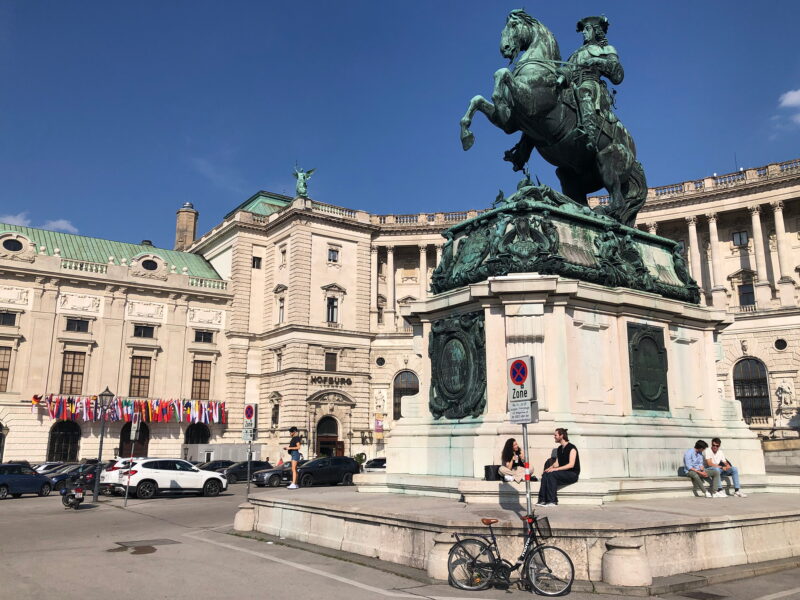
[1,157,798,463]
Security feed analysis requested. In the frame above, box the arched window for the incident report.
[393,370,420,420]
[733,358,771,423]
[119,422,150,458]
[184,423,210,445]
[47,421,81,462]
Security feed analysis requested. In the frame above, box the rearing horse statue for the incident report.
[459,10,647,227]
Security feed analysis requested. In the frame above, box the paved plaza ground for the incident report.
[1,483,799,600]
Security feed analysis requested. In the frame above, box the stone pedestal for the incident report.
[602,537,652,586]
[389,275,765,482]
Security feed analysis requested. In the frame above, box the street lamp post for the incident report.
[92,387,115,503]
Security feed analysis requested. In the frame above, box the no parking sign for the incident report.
[507,356,538,425]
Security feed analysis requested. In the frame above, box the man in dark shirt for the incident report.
[536,428,580,506]
[285,426,302,489]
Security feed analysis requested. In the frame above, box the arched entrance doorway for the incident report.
[393,370,420,420]
[47,421,81,462]
[119,422,150,458]
[316,416,342,457]
[733,358,771,424]
[185,423,210,444]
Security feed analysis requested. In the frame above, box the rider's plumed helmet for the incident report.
[576,15,609,34]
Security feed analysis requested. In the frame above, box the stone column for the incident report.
[771,201,796,306]
[370,246,379,328]
[749,205,773,306]
[686,216,706,305]
[418,244,428,299]
[386,245,396,330]
[435,243,443,267]
[706,213,728,308]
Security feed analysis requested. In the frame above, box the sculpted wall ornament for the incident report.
[57,293,103,314]
[125,301,166,322]
[129,254,169,281]
[429,311,486,419]
[187,307,225,329]
[627,323,669,412]
[0,286,32,308]
[0,233,37,263]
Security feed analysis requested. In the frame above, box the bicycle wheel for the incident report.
[524,545,574,596]
[447,538,495,591]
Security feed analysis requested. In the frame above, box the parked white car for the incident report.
[117,458,227,499]
[100,457,150,494]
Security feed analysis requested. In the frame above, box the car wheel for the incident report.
[0,485,8,500]
[226,474,238,485]
[300,474,313,488]
[203,479,222,497]
[39,483,52,497]
[135,480,157,499]
[55,480,67,492]
[11,493,22,498]
[268,474,282,487]
[341,472,354,486]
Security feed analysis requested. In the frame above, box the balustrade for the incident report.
[60,259,108,274]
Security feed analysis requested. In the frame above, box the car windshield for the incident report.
[302,458,328,468]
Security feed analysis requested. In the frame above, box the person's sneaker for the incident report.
[713,491,726,498]
[705,491,713,498]
[734,490,747,498]
[504,475,514,482]
[535,501,548,507]
[287,483,298,489]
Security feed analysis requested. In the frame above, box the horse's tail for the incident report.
[619,160,647,227]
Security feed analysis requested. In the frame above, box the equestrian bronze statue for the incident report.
[460,10,647,227]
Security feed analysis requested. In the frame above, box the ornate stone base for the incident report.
[393,275,765,480]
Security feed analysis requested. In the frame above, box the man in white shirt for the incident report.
[704,437,746,497]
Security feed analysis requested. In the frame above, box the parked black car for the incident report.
[198,460,235,472]
[0,463,53,498]
[50,463,98,491]
[364,457,386,472]
[288,457,360,487]
[218,460,272,484]
[251,461,307,487]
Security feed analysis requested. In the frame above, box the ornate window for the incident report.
[60,351,85,395]
[326,298,339,323]
[191,360,212,400]
[66,318,89,333]
[321,283,346,327]
[393,370,420,420]
[732,358,771,423]
[194,330,213,343]
[274,284,288,324]
[738,283,755,307]
[327,246,340,264]
[133,324,154,338]
[129,356,151,397]
[271,403,280,428]
[0,312,17,326]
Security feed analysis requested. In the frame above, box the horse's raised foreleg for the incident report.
[491,68,515,126]
[460,95,496,151]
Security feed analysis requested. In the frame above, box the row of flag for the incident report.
[31,395,227,425]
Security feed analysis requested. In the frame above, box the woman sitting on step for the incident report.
[499,438,526,482]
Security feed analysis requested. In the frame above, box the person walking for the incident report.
[285,427,302,490]
[536,428,580,506]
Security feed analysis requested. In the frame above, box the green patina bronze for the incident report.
[429,312,486,419]
[293,166,315,198]
[430,176,700,303]
[627,323,670,412]
[460,10,646,227]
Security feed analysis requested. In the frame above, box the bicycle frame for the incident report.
[453,516,540,575]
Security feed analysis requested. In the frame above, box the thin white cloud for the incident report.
[188,156,247,194]
[0,212,32,226]
[41,219,79,234]
[792,114,800,126]
[0,212,78,233]
[779,89,800,108]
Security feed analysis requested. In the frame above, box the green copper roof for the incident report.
[0,223,222,280]
[224,191,291,219]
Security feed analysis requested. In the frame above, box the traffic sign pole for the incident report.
[507,356,537,516]
[522,423,532,516]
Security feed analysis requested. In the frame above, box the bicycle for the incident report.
[447,513,574,596]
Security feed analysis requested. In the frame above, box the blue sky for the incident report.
[1,1,798,248]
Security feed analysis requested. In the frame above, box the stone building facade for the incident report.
[1,157,798,464]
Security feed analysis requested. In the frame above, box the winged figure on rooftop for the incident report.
[459,9,647,227]
[293,166,315,198]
